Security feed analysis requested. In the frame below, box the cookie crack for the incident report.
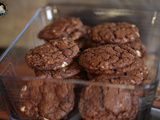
[97,30,104,41]
[55,43,77,58]
[63,24,72,35]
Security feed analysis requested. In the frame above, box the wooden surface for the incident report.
[0,110,9,119]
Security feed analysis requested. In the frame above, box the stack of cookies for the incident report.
[21,38,79,119]
[25,38,81,79]
[38,17,89,41]
[79,22,148,85]
[26,17,90,79]
[19,17,89,120]
[78,44,146,120]
[78,22,148,120]
[87,22,146,58]
[21,17,149,120]
[18,79,75,120]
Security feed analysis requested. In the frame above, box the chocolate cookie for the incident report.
[69,25,90,41]
[88,64,148,85]
[126,41,146,58]
[38,17,88,41]
[25,38,79,70]
[85,57,143,74]
[95,65,147,85]
[19,80,75,120]
[86,41,146,59]
[88,22,139,44]
[79,79,139,120]
[35,61,82,79]
[79,44,141,72]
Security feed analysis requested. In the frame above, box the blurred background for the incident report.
[0,0,160,56]
[0,0,46,55]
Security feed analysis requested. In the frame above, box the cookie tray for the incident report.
[0,5,160,120]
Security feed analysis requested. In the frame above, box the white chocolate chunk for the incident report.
[146,71,149,74]
[136,50,141,57]
[131,80,135,84]
[44,118,49,120]
[21,85,27,92]
[101,66,104,69]
[120,104,123,107]
[62,37,66,40]
[21,106,26,112]
[123,38,128,42]
[28,55,32,58]
[131,36,134,40]
[62,62,68,67]
[52,30,56,33]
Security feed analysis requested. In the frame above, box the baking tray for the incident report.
[0,5,160,120]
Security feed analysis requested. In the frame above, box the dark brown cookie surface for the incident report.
[79,79,139,120]
[126,41,146,58]
[88,22,139,44]
[19,80,74,120]
[25,38,79,70]
[38,17,88,41]
[85,57,143,75]
[35,61,82,79]
[93,65,148,85]
[79,44,140,72]
[69,25,90,41]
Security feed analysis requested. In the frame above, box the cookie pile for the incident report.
[79,79,139,120]
[78,23,149,120]
[18,80,75,120]
[78,45,147,120]
[87,22,146,58]
[21,17,148,120]
[25,17,89,79]
[21,38,79,119]
[79,45,148,85]
[78,22,148,85]
[38,17,90,43]
[20,17,89,120]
